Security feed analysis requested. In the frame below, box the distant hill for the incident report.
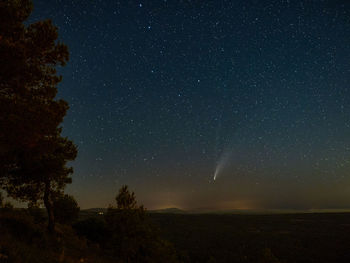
[80,207,350,216]
[148,208,186,214]
[80,207,186,215]
[82,208,107,213]
[79,208,107,220]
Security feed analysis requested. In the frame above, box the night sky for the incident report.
[30,0,350,210]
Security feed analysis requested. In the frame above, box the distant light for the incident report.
[98,212,104,215]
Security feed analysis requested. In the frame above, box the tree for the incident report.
[116,185,140,210]
[0,0,77,232]
[105,185,179,262]
[53,194,80,225]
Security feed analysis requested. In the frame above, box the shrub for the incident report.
[53,194,80,225]
[73,217,109,245]
[27,203,46,224]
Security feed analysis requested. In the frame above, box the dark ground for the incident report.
[148,212,350,263]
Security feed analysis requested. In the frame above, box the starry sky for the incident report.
[30,0,350,210]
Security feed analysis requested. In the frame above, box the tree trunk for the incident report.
[44,181,55,233]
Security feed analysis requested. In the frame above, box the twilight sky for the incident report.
[30,0,350,210]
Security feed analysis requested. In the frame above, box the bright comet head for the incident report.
[213,149,232,181]
[213,170,218,181]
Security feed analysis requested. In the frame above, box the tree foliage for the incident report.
[115,185,139,210]
[0,0,77,232]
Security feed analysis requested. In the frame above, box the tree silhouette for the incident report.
[53,194,80,225]
[105,185,179,262]
[116,185,140,210]
[0,0,77,232]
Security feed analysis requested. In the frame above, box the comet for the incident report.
[213,149,231,181]
[213,169,218,181]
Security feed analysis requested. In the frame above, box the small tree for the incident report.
[116,185,139,210]
[53,194,80,225]
[105,185,179,262]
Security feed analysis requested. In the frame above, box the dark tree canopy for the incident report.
[0,0,77,232]
[115,185,140,210]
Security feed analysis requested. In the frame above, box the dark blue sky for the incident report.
[31,0,350,210]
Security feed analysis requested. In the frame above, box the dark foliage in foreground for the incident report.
[0,186,181,263]
[3,207,350,262]
[53,194,80,225]
[0,0,77,233]
[74,186,180,263]
[73,217,109,245]
[0,209,112,263]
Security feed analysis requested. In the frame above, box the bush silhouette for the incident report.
[27,202,46,224]
[53,194,80,225]
[73,217,109,245]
